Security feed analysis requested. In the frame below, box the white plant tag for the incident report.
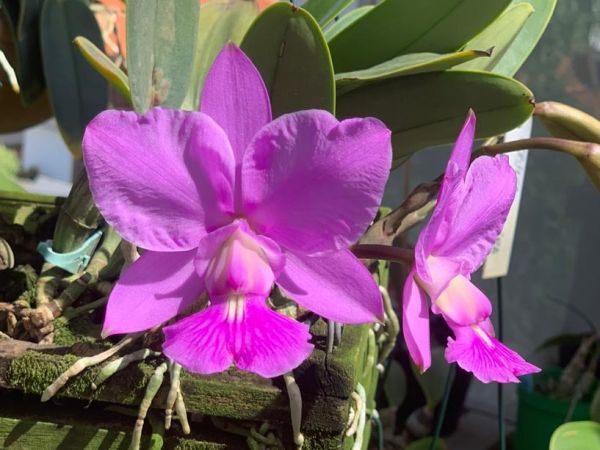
[482,118,532,279]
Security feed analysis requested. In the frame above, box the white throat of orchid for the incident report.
[204,227,275,324]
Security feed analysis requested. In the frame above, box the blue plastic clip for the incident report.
[37,230,104,274]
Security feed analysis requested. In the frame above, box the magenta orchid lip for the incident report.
[82,44,392,378]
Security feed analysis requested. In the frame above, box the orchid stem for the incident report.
[430,364,456,450]
[130,362,168,450]
[63,296,108,320]
[480,137,600,160]
[283,372,304,449]
[41,332,141,402]
[351,244,414,265]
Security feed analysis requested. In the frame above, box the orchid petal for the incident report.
[200,44,272,163]
[277,249,384,324]
[432,274,492,327]
[102,250,201,336]
[415,255,461,301]
[163,296,313,378]
[435,155,517,272]
[83,108,235,251]
[402,270,431,372]
[242,110,391,255]
[415,111,476,272]
[235,297,314,377]
[445,321,540,383]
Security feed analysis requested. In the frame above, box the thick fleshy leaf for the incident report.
[434,155,517,272]
[302,0,353,27]
[277,249,383,324]
[201,44,271,162]
[240,3,335,116]
[336,70,534,165]
[336,50,491,95]
[493,0,557,76]
[328,0,512,72]
[74,36,131,102]
[324,6,372,42]
[102,250,201,336]
[454,3,534,73]
[433,275,492,326]
[126,0,199,112]
[242,110,391,254]
[402,270,431,372]
[163,297,313,377]
[446,321,540,383]
[83,108,235,251]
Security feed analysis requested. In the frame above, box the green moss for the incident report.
[166,438,228,450]
[53,316,101,346]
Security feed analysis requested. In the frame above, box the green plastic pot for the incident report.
[515,368,593,450]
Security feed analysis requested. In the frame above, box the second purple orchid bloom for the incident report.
[82,44,392,378]
[403,112,540,383]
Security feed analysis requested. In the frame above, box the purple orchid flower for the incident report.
[402,111,540,383]
[82,44,392,378]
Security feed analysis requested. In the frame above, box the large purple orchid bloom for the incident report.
[82,44,392,378]
[403,112,540,383]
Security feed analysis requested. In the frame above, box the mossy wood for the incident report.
[0,192,384,449]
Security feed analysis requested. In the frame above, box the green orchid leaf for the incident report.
[492,0,557,76]
[241,3,335,116]
[127,0,199,113]
[40,0,108,158]
[328,0,512,72]
[455,3,533,72]
[336,70,534,166]
[302,0,353,27]
[455,3,534,73]
[324,5,372,42]
[182,0,259,111]
[550,421,600,450]
[74,37,131,103]
[336,49,491,95]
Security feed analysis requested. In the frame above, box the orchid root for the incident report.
[174,389,191,434]
[129,362,168,450]
[377,285,399,368]
[165,361,181,430]
[283,371,304,449]
[41,333,141,402]
[92,348,160,390]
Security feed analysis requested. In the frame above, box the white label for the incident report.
[482,118,531,279]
